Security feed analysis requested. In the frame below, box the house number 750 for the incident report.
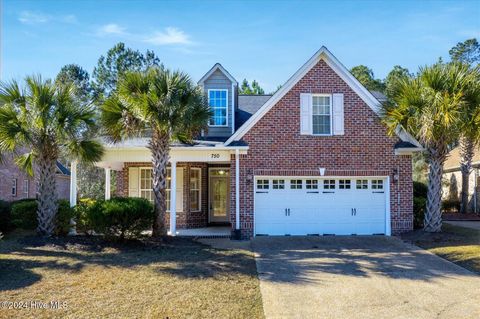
[211,153,220,159]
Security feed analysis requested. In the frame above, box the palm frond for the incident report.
[14,151,36,176]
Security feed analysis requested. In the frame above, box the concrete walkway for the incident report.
[445,220,480,230]
[253,236,480,319]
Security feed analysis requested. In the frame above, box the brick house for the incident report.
[72,46,421,239]
[0,154,71,202]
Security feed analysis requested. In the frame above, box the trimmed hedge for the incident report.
[10,199,75,235]
[81,197,154,240]
[0,200,12,232]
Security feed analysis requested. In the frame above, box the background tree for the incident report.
[239,79,265,94]
[350,65,385,92]
[92,42,161,99]
[0,76,104,235]
[382,63,472,232]
[449,39,480,213]
[55,65,107,199]
[101,68,210,237]
[385,65,413,99]
[449,38,480,65]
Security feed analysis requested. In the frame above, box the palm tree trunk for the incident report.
[36,154,58,235]
[459,136,474,214]
[149,129,170,237]
[424,146,448,232]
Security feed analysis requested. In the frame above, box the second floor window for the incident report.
[312,95,332,135]
[208,89,228,126]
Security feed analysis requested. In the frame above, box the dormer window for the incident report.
[208,89,228,126]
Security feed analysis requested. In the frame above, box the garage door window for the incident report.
[323,180,335,189]
[306,180,318,189]
[339,179,351,189]
[356,180,368,189]
[371,180,384,190]
[291,180,303,189]
[257,179,269,189]
[272,179,285,189]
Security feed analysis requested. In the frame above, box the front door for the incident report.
[209,169,230,223]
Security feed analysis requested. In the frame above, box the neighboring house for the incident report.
[0,154,71,202]
[443,146,480,213]
[78,46,421,239]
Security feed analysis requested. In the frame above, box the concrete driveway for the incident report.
[253,236,480,319]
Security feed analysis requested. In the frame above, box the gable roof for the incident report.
[198,63,238,85]
[444,146,480,171]
[224,46,421,150]
[236,94,272,129]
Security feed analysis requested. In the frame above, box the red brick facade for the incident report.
[230,59,413,238]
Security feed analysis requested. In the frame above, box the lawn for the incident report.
[402,223,480,274]
[0,232,264,319]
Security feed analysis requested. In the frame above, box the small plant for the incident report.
[85,197,154,240]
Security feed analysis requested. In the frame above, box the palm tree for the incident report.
[458,67,480,214]
[382,63,473,232]
[101,68,210,237]
[0,76,104,235]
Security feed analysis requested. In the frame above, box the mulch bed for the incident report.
[443,213,480,221]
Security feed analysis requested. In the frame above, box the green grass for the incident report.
[402,224,480,274]
[0,231,264,319]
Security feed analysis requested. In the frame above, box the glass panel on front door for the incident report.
[209,169,229,222]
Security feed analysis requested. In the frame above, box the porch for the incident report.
[68,138,247,237]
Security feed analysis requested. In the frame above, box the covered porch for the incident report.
[68,138,247,237]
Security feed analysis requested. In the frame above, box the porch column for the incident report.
[105,168,111,200]
[235,149,240,230]
[69,161,77,207]
[68,161,78,235]
[169,161,177,236]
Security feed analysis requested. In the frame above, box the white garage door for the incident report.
[254,177,388,236]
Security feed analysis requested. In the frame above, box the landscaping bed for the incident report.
[401,224,480,274]
[0,232,264,319]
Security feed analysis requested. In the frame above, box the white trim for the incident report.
[170,161,177,236]
[225,46,421,147]
[395,147,423,155]
[189,168,202,212]
[207,89,229,127]
[105,168,111,200]
[311,94,333,136]
[235,149,240,230]
[198,63,238,85]
[23,179,29,195]
[253,175,390,237]
[231,82,235,134]
[69,161,77,207]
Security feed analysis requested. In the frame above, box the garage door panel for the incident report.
[254,177,387,236]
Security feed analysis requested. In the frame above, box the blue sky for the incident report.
[2,0,479,92]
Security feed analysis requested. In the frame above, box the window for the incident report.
[208,90,228,126]
[12,179,17,196]
[272,179,285,189]
[356,180,368,189]
[371,180,384,190]
[323,179,335,189]
[140,168,153,202]
[312,95,331,135]
[339,179,351,189]
[257,179,269,190]
[23,179,29,195]
[190,168,201,212]
[291,179,302,189]
[306,179,318,189]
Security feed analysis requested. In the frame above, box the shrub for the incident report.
[55,199,75,236]
[413,181,428,229]
[74,198,97,234]
[0,200,12,232]
[442,199,461,213]
[11,199,37,230]
[85,197,154,240]
[10,199,75,235]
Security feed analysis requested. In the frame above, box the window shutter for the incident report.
[128,167,139,197]
[300,93,312,135]
[332,93,344,135]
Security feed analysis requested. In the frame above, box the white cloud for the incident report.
[19,11,77,25]
[18,11,49,24]
[96,23,127,36]
[143,27,192,45]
